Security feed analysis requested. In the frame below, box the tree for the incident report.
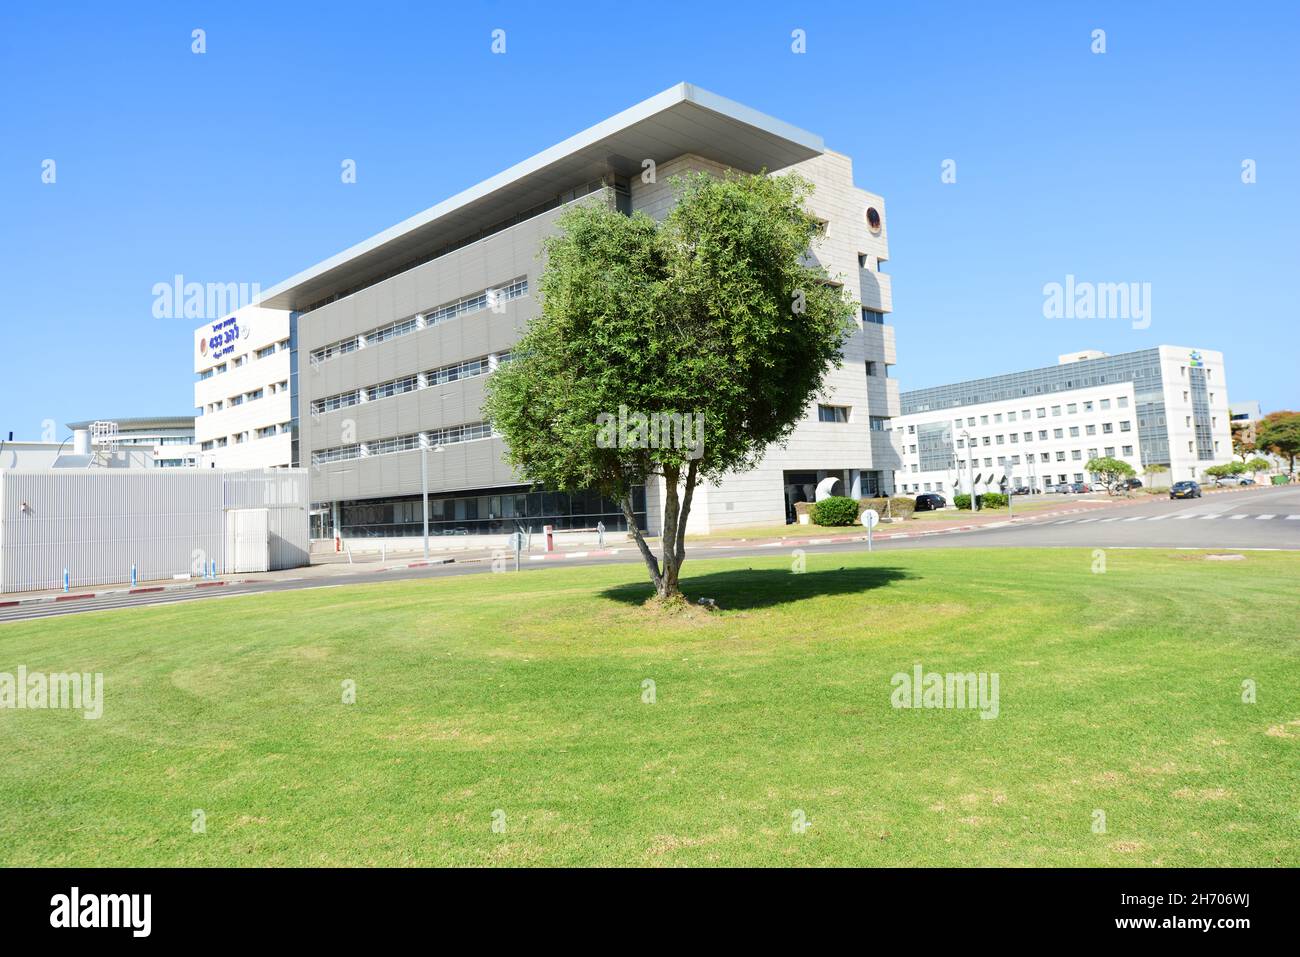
[1254,411,1300,475]
[1230,416,1256,462]
[484,172,855,601]
[1086,456,1135,493]
[1244,457,1271,481]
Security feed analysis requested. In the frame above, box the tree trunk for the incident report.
[622,493,663,594]
[621,463,700,602]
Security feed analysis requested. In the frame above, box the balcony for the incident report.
[860,268,892,314]
[861,322,897,366]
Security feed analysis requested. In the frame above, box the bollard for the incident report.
[544,524,555,553]
[131,563,137,588]
[63,567,70,593]
[596,521,605,548]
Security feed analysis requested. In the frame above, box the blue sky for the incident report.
[2,1,1296,440]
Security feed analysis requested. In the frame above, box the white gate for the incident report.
[225,508,270,573]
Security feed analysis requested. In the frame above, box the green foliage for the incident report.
[1143,462,1169,476]
[979,492,1008,508]
[1086,456,1136,492]
[859,496,915,521]
[953,493,972,510]
[483,171,857,596]
[1244,457,1271,474]
[1255,411,1300,473]
[810,495,861,527]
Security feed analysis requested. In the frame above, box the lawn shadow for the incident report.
[600,565,913,612]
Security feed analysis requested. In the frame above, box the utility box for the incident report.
[225,508,270,573]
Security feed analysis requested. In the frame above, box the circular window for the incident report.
[866,207,882,231]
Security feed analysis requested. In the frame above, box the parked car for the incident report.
[1213,475,1246,487]
[1170,480,1202,499]
[1240,478,1256,486]
[914,493,947,511]
[1010,485,1033,496]
[1117,478,1143,491]
[1069,482,1092,494]
[1053,482,1072,494]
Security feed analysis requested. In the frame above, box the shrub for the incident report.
[810,495,861,527]
[858,496,915,522]
[979,492,1008,509]
[953,494,972,510]
[887,496,916,521]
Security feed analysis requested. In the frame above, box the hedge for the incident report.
[955,492,1007,510]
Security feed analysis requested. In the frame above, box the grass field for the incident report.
[1,548,1297,867]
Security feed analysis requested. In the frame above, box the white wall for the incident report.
[0,468,309,592]
[194,304,294,468]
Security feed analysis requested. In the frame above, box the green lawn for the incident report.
[2,548,1297,867]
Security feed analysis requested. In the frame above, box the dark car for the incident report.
[914,493,946,511]
[1118,477,1143,491]
[1010,485,1034,496]
[1170,480,1202,500]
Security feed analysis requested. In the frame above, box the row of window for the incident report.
[199,422,292,451]
[308,277,528,364]
[906,396,1132,432]
[204,380,289,414]
[900,473,1099,493]
[310,352,509,416]
[198,339,290,380]
[311,422,494,466]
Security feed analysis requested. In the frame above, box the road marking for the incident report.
[1256,514,1275,520]
[1287,515,1300,521]
[1075,518,1098,524]
[1227,514,1248,520]
[1146,514,1171,521]
[1122,516,1145,522]
[1173,514,1196,520]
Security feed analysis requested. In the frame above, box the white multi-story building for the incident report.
[891,346,1233,494]
[65,416,198,468]
[239,83,899,539]
[193,305,293,468]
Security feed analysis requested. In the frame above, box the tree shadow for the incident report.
[600,565,913,612]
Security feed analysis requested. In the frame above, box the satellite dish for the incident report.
[814,476,841,501]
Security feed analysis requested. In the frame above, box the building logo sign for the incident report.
[205,316,241,361]
[1189,351,1203,367]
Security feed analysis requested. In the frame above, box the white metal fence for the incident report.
[0,468,309,593]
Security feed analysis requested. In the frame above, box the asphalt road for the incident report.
[2,485,1295,624]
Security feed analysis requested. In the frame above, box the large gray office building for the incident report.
[200,84,901,538]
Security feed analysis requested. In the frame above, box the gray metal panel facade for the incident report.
[0,469,308,593]
[299,201,577,505]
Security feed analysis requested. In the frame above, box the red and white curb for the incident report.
[0,577,273,609]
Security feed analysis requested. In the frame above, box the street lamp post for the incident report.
[961,430,978,512]
[421,442,444,560]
